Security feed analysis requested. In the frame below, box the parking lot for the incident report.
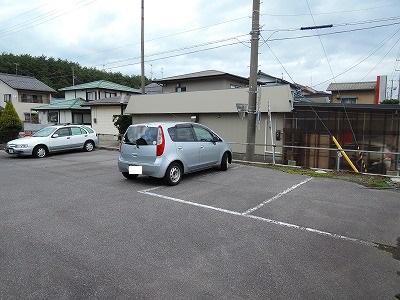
[0,149,399,298]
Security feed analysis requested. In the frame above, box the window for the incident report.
[105,91,117,98]
[193,125,214,142]
[82,126,94,134]
[168,125,195,142]
[341,97,357,104]
[24,113,39,124]
[175,83,187,92]
[124,125,158,145]
[86,91,96,100]
[48,111,59,123]
[71,127,84,135]
[33,127,56,137]
[72,113,91,125]
[4,94,11,102]
[54,127,71,137]
[20,94,43,103]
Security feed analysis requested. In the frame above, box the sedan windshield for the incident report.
[32,127,56,137]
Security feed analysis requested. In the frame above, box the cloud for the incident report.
[0,0,399,91]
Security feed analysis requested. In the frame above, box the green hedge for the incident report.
[0,102,22,143]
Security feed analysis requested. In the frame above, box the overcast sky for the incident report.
[0,0,400,91]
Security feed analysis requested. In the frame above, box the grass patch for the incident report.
[237,161,399,190]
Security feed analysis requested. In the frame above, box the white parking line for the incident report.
[137,188,377,248]
[242,177,312,215]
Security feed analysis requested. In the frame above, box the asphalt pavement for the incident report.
[0,149,399,299]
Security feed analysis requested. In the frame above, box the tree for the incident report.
[113,115,132,140]
[0,101,23,143]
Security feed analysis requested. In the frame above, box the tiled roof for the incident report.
[154,70,248,82]
[327,82,376,91]
[59,80,141,93]
[32,98,89,111]
[81,95,131,106]
[0,73,55,92]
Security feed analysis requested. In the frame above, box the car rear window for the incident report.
[124,125,158,145]
[168,126,195,142]
[82,126,94,134]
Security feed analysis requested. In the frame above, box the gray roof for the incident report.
[59,80,141,93]
[81,95,131,106]
[0,73,55,92]
[154,70,248,83]
[327,81,376,91]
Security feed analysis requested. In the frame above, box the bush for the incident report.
[0,102,23,143]
[113,114,132,139]
[381,99,399,104]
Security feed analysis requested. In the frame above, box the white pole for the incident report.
[268,100,275,164]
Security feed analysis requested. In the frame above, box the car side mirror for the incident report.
[52,133,59,138]
[212,136,220,143]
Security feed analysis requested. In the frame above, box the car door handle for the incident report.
[177,146,183,150]
[67,137,71,139]
[200,145,204,149]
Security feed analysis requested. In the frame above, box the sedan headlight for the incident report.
[16,144,29,148]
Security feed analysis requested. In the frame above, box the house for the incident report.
[327,81,377,104]
[32,98,91,125]
[124,85,294,161]
[81,95,130,135]
[59,80,141,101]
[145,82,163,94]
[258,70,330,103]
[0,73,55,122]
[152,70,249,93]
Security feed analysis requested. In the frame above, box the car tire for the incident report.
[122,172,138,180]
[33,145,48,158]
[164,162,183,186]
[220,152,229,171]
[83,140,95,152]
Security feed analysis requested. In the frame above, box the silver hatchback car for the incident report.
[118,122,232,185]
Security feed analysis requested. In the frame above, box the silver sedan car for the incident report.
[5,125,98,158]
[118,122,232,185]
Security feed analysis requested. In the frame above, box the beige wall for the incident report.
[91,106,121,135]
[0,80,18,111]
[127,85,293,115]
[161,78,247,93]
[131,113,285,156]
[331,90,376,104]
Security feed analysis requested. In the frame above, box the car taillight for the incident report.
[156,126,165,156]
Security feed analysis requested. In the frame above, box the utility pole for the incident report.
[72,67,75,86]
[245,0,261,161]
[140,0,145,94]
[390,79,394,99]
[14,63,19,75]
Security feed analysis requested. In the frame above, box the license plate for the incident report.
[129,166,142,174]
[8,149,14,154]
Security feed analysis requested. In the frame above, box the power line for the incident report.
[265,21,400,42]
[361,33,400,80]
[313,26,400,87]
[260,3,392,17]
[93,34,249,67]
[0,0,98,39]
[104,40,247,70]
[71,15,252,61]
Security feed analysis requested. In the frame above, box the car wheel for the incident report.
[33,145,47,158]
[165,162,182,186]
[220,152,229,171]
[122,172,138,180]
[84,141,95,152]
